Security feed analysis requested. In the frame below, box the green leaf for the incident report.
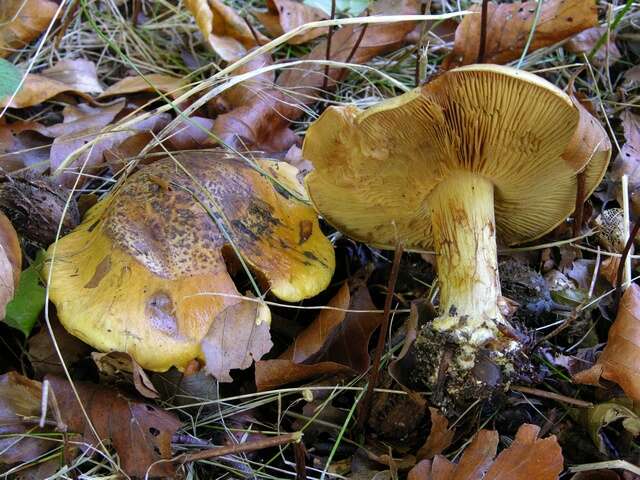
[0,58,22,101]
[4,251,46,337]
[303,0,369,15]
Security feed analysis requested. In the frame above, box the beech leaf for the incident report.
[574,283,640,401]
[444,0,598,67]
[255,0,328,45]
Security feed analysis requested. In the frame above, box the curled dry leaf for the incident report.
[408,424,563,480]
[0,212,20,321]
[213,0,420,152]
[255,282,383,391]
[575,398,640,454]
[184,0,268,61]
[98,73,187,99]
[43,151,335,372]
[202,299,273,382]
[0,372,53,465]
[574,283,640,401]
[46,374,181,478]
[443,0,597,68]
[255,0,328,45]
[566,27,622,68]
[0,0,58,58]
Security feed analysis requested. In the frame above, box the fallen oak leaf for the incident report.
[46,375,181,478]
[0,0,58,58]
[185,0,269,61]
[574,283,640,401]
[255,281,383,391]
[408,424,563,480]
[443,0,597,68]
[255,0,328,45]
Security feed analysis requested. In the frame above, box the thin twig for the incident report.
[131,0,141,26]
[615,217,640,304]
[511,385,593,408]
[476,0,489,63]
[178,432,302,463]
[54,0,81,48]
[573,171,586,238]
[244,15,262,46]
[357,244,404,431]
[322,0,337,92]
[294,440,306,480]
[415,1,429,87]
[339,10,369,81]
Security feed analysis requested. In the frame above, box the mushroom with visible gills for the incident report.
[303,64,610,374]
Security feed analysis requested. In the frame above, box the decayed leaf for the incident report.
[255,282,383,391]
[408,424,563,480]
[0,0,58,58]
[0,372,53,465]
[184,0,268,61]
[576,399,640,454]
[566,27,621,67]
[98,73,187,99]
[0,212,20,322]
[444,0,597,67]
[213,0,420,152]
[417,408,455,461]
[92,351,160,399]
[202,299,273,382]
[574,284,640,401]
[255,0,328,45]
[47,375,181,478]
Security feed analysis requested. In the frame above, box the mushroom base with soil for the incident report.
[428,171,518,369]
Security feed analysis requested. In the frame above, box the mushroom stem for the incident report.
[429,171,507,368]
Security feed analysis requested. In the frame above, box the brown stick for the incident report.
[476,0,489,63]
[179,432,302,463]
[244,15,263,46]
[357,243,404,431]
[615,217,640,305]
[131,0,141,26]
[340,10,369,81]
[322,0,337,92]
[573,171,586,238]
[294,440,307,480]
[511,385,593,408]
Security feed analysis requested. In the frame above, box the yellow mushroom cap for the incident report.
[43,152,335,371]
[303,64,611,249]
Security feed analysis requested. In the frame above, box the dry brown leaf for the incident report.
[185,0,268,61]
[213,0,420,152]
[574,283,640,401]
[444,0,597,67]
[98,73,187,99]
[567,27,621,67]
[201,299,273,382]
[0,119,51,172]
[611,111,640,208]
[255,282,383,391]
[255,0,328,44]
[92,351,160,399]
[27,314,91,378]
[0,372,54,465]
[39,59,103,94]
[408,424,563,480]
[416,408,455,461]
[0,212,20,321]
[0,73,98,108]
[48,375,181,478]
[0,0,58,58]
